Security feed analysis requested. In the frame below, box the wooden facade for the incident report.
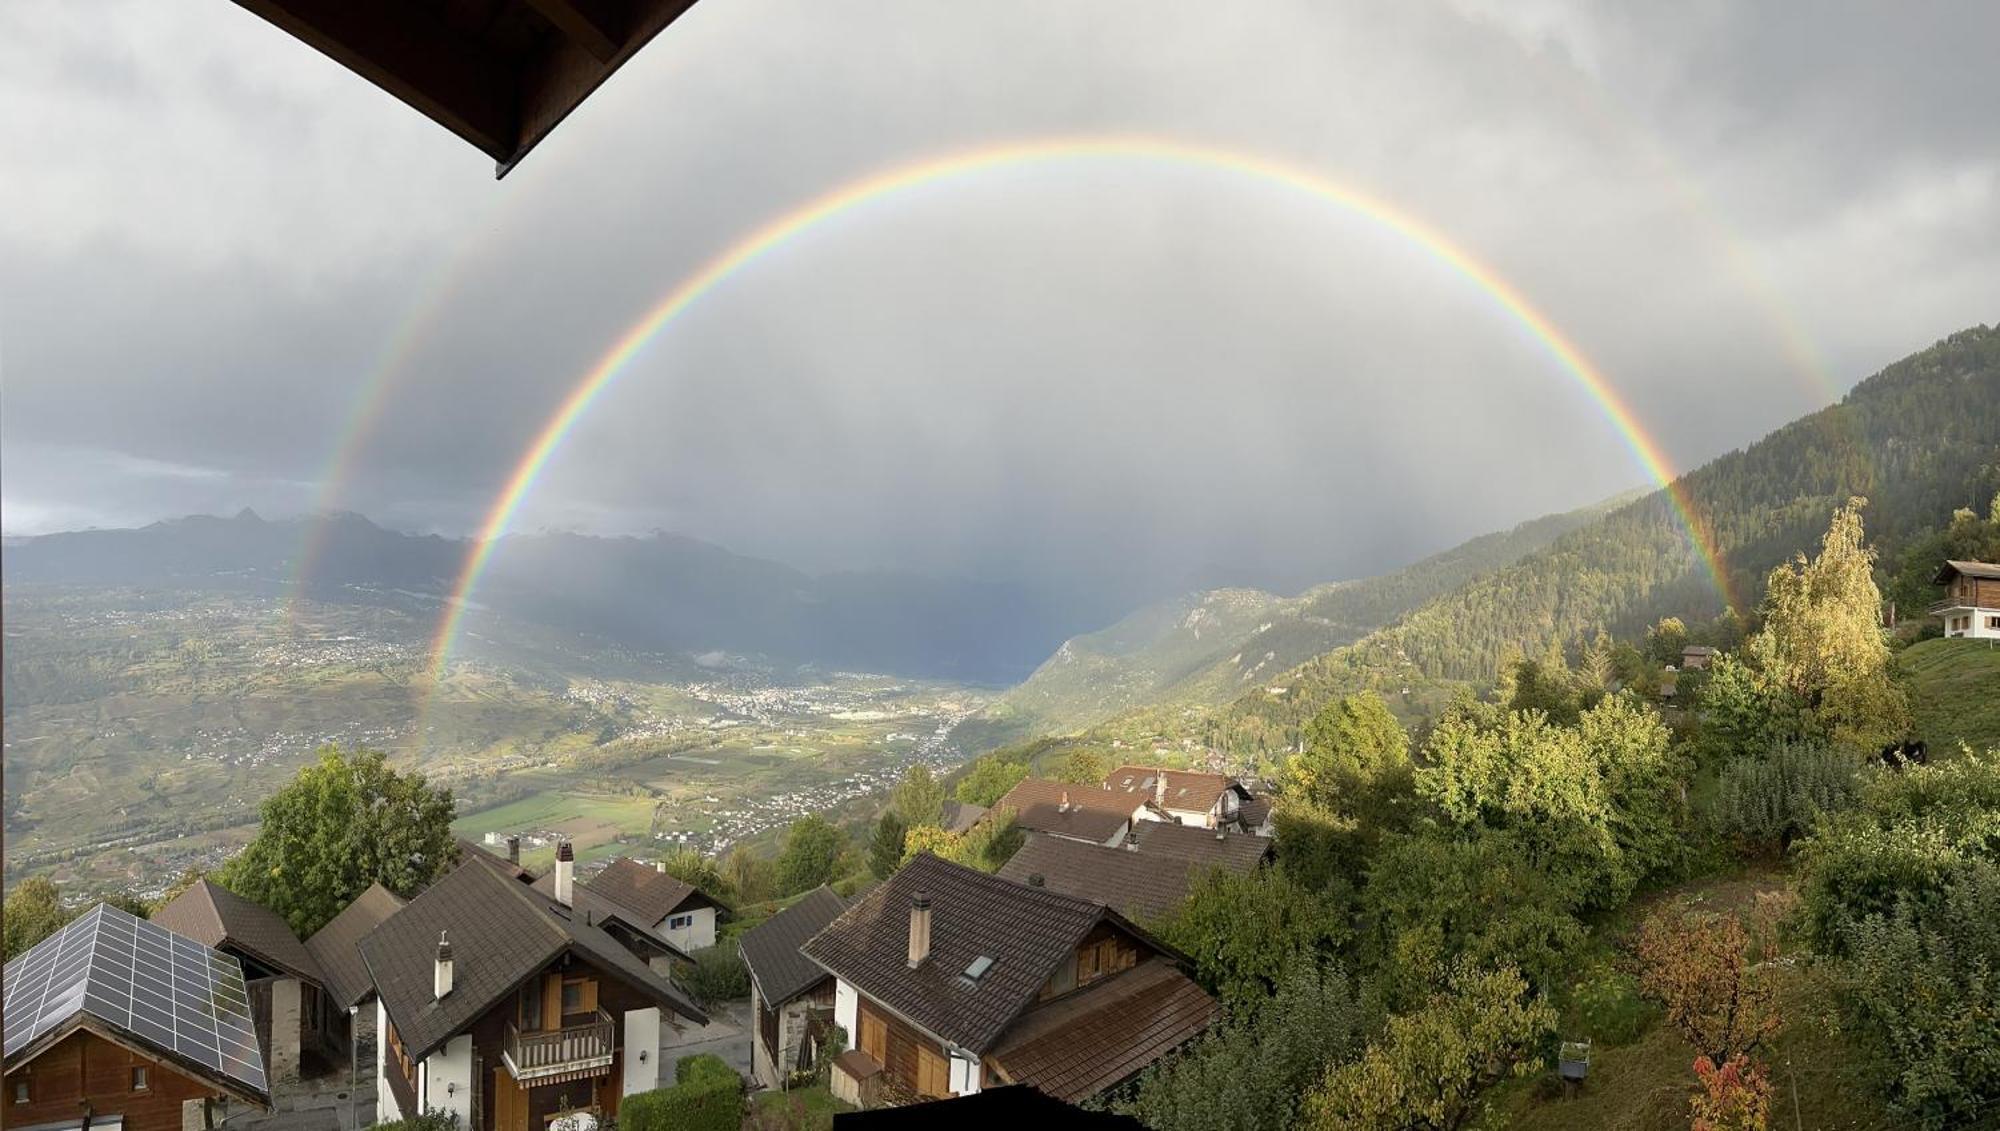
[459,955,657,1131]
[4,1030,219,1131]
[1939,571,2000,609]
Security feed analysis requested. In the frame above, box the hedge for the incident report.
[620,1055,743,1131]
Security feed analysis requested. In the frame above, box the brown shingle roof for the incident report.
[998,835,1196,924]
[582,857,717,926]
[1126,821,1273,873]
[1935,559,2000,583]
[358,858,705,1061]
[993,779,1134,843]
[739,886,846,1006]
[457,838,534,882]
[305,883,405,1008]
[938,800,987,834]
[988,958,1217,1102]
[802,855,1164,1055]
[151,879,324,989]
[1237,794,1273,831]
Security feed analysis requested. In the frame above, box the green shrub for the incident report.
[1566,967,1657,1047]
[1712,741,1861,850]
[373,1111,459,1131]
[620,1059,743,1131]
[680,944,750,1006]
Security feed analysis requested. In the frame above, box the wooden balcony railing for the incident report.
[504,1010,616,1081]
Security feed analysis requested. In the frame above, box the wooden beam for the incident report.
[521,0,627,63]
[232,0,520,164]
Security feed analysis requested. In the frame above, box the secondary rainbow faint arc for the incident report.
[426,136,1738,684]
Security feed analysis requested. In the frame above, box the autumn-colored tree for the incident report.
[1748,498,1907,748]
[1689,1054,1773,1131]
[1302,964,1555,1131]
[1636,905,1781,1064]
[1050,746,1111,785]
[1289,692,1413,824]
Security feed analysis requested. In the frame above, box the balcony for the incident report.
[504,1010,616,1082]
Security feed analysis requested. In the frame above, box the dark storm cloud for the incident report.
[2,0,1995,607]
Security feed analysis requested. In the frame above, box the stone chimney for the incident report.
[655,860,667,874]
[554,840,575,907]
[433,931,454,999]
[907,893,932,968]
[506,835,521,865]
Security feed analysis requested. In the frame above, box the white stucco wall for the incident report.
[268,977,303,1082]
[833,979,858,1055]
[375,1000,402,1123]
[622,1007,661,1096]
[422,1035,474,1127]
[657,906,717,952]
[1941,607,2000,639]
[1163,806,1214,828]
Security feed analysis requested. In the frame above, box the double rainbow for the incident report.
[426,136,1737,684]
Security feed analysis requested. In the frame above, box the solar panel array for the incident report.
[3,902,268,1097]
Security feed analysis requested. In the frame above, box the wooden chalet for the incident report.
[4,904,270,1131]
[356,847,708,1131]
[1934,559,2000,639]
[802,854,1216,1108]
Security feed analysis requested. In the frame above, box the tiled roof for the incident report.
[802,854,1148,1054]
[1237,795,1273,831]
[1126,821,1273,873]
[739,887,846,1006]
[457,838,534,882]
[151,879,324,989]
[1104,766,1237,813]
[938,800,987,834]
[988,958,1216,1102]
[358,858,706,1061]
[993,779,1133,843]
[582,857,716,926]
[998,835,1196,923]
[305,883,405,1008]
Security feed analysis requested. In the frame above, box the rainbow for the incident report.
[425,135,1739,684]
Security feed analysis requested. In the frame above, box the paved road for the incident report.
[658,999,754,1087]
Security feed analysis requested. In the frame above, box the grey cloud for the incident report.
[2,0,1995,610]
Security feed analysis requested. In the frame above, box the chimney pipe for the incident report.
[907,893,932,968]
[554,841,575,907]
[433,931,454,999]
[506,835,521,865]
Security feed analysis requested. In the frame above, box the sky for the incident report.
[2,0,1996,610]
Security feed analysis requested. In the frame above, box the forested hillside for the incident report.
[960,497,1628,749]
[1194,325,2000,758]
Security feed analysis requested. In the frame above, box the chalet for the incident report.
[738,886,847,1091]
[998,823,1272,923]
[802,854,1216,1107]
[1933,560,2000,639]
[1102,766,1251,830]
[357,848,708,1131]
[990,779,1138,847]
[303,883,406,1064]
[151,880,333,1084]
[1680,645,1717,671]
[4,903,270,1131]
[536,856,727,954]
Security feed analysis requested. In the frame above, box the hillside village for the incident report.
[10,503,2000,1131]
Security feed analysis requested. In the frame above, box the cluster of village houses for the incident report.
[3,762,1278,1131]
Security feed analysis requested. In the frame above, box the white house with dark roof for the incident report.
[535,857,726,954]
[1934,559,2000,638]
[800,854,1215,1107]
[1103,766,1251,830]
[357,844,707,1131]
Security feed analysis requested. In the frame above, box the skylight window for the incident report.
[961,955,996,986]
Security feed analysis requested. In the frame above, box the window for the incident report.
[520,979,545,1031]
[562,979,584,1014]
[667,913,693,930]
[14,1081,28,1104]
[131,1066,148,1091]
[1988,615,1999,629]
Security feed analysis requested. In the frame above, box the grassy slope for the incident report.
[962,495,1630,751]
[1898,636,2000,754]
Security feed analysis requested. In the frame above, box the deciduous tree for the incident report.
[889,765,945,829]
[775,815,847,896]
[1155,867,1348,1016]
[1635,905,1780,1064]
[954,756,1029,806]
[3,877,74,959]
[1689,1054,1773,1131]
[217,746,456,936]
[1302,964,1555,1131]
